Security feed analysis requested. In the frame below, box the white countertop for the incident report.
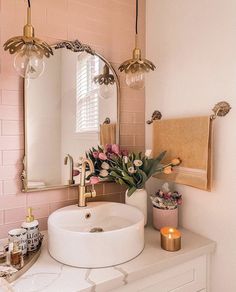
[1,227,215,292]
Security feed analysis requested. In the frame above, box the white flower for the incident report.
[101,162,109,170]
[123,156,128,164]
[100,169,109,177]
[128,166,136,174]
[134,159,143,167]
[145,149,152,158]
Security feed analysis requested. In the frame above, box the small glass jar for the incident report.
[10,241,24,269]
[0,244,7,264]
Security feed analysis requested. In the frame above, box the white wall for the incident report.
[146,1,236,291]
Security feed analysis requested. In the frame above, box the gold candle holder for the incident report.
[160,227,181,252]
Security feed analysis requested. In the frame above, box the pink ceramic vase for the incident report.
[152,206,178,230]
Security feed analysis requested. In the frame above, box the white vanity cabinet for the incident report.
[113,255,208,292]
[7,228,215,292]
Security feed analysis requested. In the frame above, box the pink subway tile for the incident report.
[49,201,74,214]
[0,221,23,239]
[0,105,23,120]
[2,150,24,165]
[31,204,49,219]
[0,181,3,196]
[27,189,68,206]
[4,207,26,224]
[2,120,24,135]
[68,187,78,200]
[4,204,49,224]
[0,194,26,209]
[27,191,52,206]
[0,74,22,91]
[0,165,20,180]
[104,183,124,195]
[134,135,145,147]
[0,136,23,150]
[0,211,3,225]
[38,217,48,232]
[120,124,145,136]
[120,112,135,124]
[120,135,135,146]
[1,90,23,105]
[134,111,145,124]
[49,189,69,203]
[3,180,21,195]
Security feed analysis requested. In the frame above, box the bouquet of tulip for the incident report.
[150,183,182,210]
[85,144,128,184]
[108,151,181,197]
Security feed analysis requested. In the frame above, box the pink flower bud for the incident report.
[98,152,107,160]
[90,176,100,184]
[92,151,99,159]
[73,170,80,177]
[112,144,120,155]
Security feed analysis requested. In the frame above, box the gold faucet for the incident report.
[64,154,75,185]
[78,158,96,207]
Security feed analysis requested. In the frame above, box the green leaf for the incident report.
[127,186,137,197]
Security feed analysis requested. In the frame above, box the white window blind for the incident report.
[76,55,100,133]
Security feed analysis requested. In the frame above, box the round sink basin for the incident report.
[48,202,144,268]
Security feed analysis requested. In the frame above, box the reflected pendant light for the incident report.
[94,64,115,99]
[3,0,53,79]
[118,0,156,89]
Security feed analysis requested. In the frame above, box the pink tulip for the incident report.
[112,144,120,155]
[121,149,129,156]
[92,151,99,159]
[73,170,80,176]
[98,152,107,160]
[105,144,112,152]
[90,176,100,184]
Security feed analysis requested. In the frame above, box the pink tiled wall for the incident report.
[0,0,146,238]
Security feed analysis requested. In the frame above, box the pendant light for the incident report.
[3,0,53,79]
[94,64,115,99]
[118,0,156,89]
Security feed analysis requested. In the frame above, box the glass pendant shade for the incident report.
[118,0,156,89]
[3,1,53,79]
[94,64,115,99]
[99,83,115,99]
[14,46,45,79]
[126,70,145,90]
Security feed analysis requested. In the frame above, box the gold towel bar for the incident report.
[146,101,231,124]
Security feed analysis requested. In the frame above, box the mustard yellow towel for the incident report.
[153,116,212,191]
[100,124,116,146]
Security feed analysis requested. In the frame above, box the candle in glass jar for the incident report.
[160,227,181,251]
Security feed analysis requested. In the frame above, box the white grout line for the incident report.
[114,266,129,285]
[85,269,96,292]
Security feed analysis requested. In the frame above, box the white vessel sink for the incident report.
[48,202,144,268]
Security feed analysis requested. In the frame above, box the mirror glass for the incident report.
[23,45,119,191]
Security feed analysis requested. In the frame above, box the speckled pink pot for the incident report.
[152,207,178,230]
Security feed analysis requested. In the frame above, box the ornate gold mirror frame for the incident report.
[22,40,120,192]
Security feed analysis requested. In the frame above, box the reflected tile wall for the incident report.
[0,0,146,238]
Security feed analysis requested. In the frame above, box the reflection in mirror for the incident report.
[24,45,119,191]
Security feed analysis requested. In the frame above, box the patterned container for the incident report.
[8,228,28,256]
[21,207,39,252]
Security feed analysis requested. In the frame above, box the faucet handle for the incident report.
[91,184,96,198]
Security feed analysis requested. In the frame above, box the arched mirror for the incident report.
[22,40,120,192]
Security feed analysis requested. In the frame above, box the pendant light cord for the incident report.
[28,0,31,8]
[135,0,138,35]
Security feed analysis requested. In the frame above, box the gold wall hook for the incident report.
[146,110,162,124]
[211,101,231,120]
